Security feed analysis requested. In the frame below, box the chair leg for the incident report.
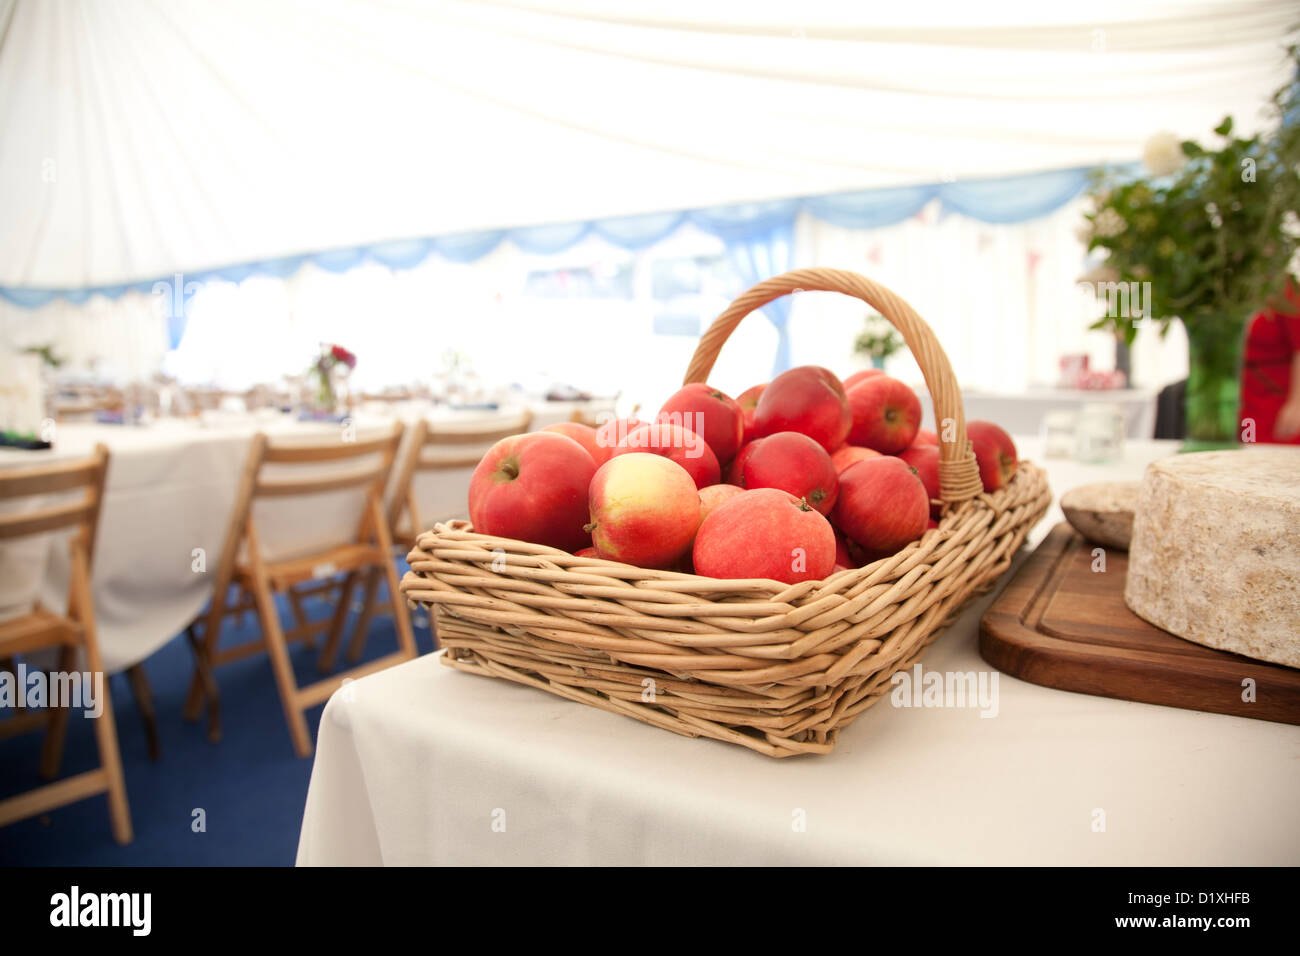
[288,587,308,636]
[181,646,205,721]
[124,664,161,761]
[248,574,313,758]
[183,584,233,723]
[316,572,358,673]
[73,554,133,844]
[381,555,418,662]
[184,624,223,743]
[90,681,133,844]
[39,645,77,780]
[344,567,382,664]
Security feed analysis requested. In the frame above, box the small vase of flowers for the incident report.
[853,312,904,369]
[304,343,357,418]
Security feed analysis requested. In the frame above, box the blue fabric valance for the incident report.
[0,165,1097,311]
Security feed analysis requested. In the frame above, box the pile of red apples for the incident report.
[468,367,1018,584]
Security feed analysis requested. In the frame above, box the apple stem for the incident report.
[499,458,519,480]
[583,521,598,533]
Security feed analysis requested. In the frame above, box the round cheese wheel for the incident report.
[1124,447,1300,668]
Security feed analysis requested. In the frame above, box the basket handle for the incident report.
[683,268,982,505]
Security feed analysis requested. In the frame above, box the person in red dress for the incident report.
[1240,280,1300,444]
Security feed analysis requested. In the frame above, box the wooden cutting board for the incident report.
[980,523,1300,725]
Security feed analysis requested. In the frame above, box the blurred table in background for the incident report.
[0,397,615,673]
[917,387,1159,441]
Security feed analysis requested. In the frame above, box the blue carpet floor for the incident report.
[0,567,436,866]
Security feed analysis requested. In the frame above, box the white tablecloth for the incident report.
[0,399,607,673]
[297,439,1300,866]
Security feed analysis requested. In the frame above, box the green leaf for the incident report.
[1181,140,1205,158]
[1214,116,1233,137]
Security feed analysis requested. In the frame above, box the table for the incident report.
[0,399,609,673]
[296,439,1300,866]
[917,387,1160,441]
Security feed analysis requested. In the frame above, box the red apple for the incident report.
[753,366,851,453]
[594,417,645,456]
[735,384,766,444]
[542,421,607,466]
[829,444,882,475]
[741,431,838,515]
[832,456,929,554]
[693,488,835,584]
[587,453,700,569]
[843,368,885,390]
[468,432,597,552]
[726,438,762,486]
[657,384,744,465]
[845,375,921,454]
[698,483,744,524]
[614,422,720,489]
[897,444,942,520]
[574,546,600,558]
[911,428,939,447]
[966,420,1018,492]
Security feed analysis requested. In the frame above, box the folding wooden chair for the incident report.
[389,410,533,552]
[182,422,415,757]
[0,445,132,844]
[314,411,533,671]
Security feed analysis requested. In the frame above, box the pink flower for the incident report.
[330,345,357,369]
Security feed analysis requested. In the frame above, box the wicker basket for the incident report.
[401,269,1052,757]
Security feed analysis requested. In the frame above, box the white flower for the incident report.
[1093,207,1127,238]
[1075,222,1094,244]
[1143,131,1186,177]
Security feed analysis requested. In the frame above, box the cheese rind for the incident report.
[1124,447,1300,668]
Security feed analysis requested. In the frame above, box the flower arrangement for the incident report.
[853,312,904,368]
[306,343,357,414]
[1078,49,1300,443]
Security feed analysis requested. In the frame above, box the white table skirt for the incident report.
[296,439,1300,866]
[0,399,606,673]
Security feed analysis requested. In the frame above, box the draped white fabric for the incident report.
[0,0,1294,291]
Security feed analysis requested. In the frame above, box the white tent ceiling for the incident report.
[1,0,1296,291]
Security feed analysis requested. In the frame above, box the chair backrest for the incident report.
[0,445,109,563]
[569,408,601,427]
[212,423,405,582]
[568,397,621,428]
[387,410,532,537]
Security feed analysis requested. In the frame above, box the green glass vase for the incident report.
[1181,317,1244,451]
